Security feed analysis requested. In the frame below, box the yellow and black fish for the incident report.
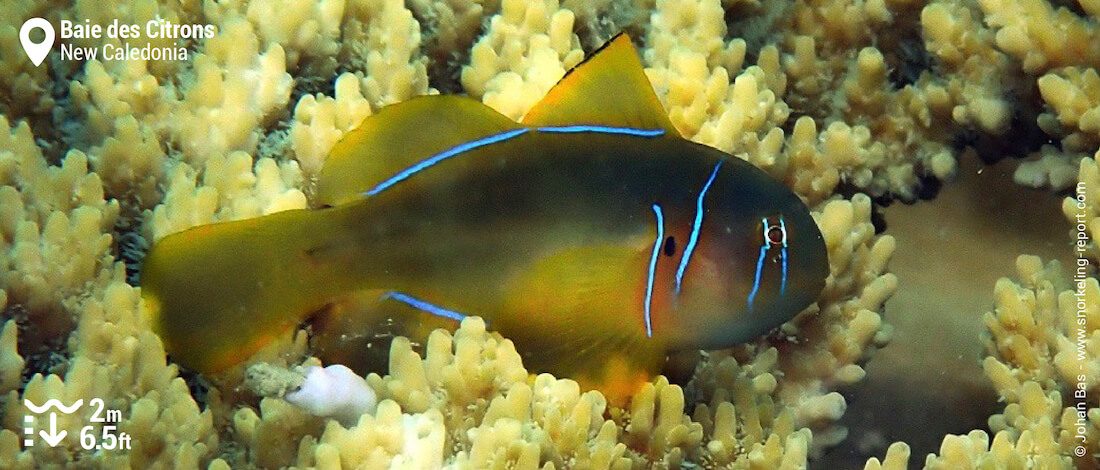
[140,34,828,400]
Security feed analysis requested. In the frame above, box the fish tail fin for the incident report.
[141,208,354,373]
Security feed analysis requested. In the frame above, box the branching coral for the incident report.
[867,158,1100,468]
[341,0,432,108]
[643,0,789,179]
[0,117,118,344]
[1066,157,1100,263]
[145,152,306,241]
[978,0,1100,75]
[460,0,584,120]
[0,268,218,468]
[639,0,960,204]
[917,255,1099,468]
[289,72,372,176]
[2,0,900,465]
[922,0,1100,191]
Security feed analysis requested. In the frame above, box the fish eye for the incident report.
[663,236,676,256]
[762,216,787,247]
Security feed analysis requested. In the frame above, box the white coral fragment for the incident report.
[286,364,379,426]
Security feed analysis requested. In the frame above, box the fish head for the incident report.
[665,157,828,350]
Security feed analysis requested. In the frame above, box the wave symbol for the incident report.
[24,399,83,414]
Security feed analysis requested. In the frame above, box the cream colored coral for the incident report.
[786,37,959,202]
[1,266,218,468]
[286,0,433,175]
[461,0,584,120]
[1038,66,1100,154]
[409,0,491,57]
[644,0,788,175]
[637,0,961,203]
[978,0,1100,75]
[1015,147,1085,190]
[313,401,446,469]
[921,1,1014,135]
[0,318,21,395]
[290,73,373,175]
[0,117,118,324]
[341,0,433,109]
[0,2,53,122]
[146,153,306,241]
[863,442,911,470]
[778,195,896,453]
[244,0,344,71]
[911,255,1099,468]
[1063,157,1100,262]
[688,349,814,467]
[274,318,638,469]
[279,310,856,468]
[172,20,293,164]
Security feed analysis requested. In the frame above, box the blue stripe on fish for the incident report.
[779,218,788,296]
[366,128,531,196]
[675,161,722,294]
[365,125,664,196]
[385,292,469,322]
[644,204,664,338]
[537,125,665,137]
[747,244,768,313]
[780,248,788,296]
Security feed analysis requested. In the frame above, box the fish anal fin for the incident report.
[521,34,679,136]
[317,95,522,206]
[499,245,667,404]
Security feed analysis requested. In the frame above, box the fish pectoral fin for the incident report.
[317,95,523,206]
[521,33,679,137]
[499,245,667,403]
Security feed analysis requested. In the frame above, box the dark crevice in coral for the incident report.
[288,75,335,114]
[913,173,944,202]
[256,126,293,165]
[115,212,149,286]
[1050,0,1088,17]
[957,109,1051,167]
[411,2,498,95]
[573,0,650,51]
[948,66,1049,168]
[724,1,789,58]
[887,30,931,89]
[34,56,84,167]
[870,205,888,234]
[869,1,929,91]
[253,93,295,166]
[425,48,472,96]
[4,304,74,391]
[662,350,701,387]
[832,181,864,202]
[177,365,213,408]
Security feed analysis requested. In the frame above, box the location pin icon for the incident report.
[20,18,54,67]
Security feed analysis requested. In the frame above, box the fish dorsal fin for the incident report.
[317,95,522,206]
[521,34,678,136]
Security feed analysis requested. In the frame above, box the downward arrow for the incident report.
[39,413,66,447]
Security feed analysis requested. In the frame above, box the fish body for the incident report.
[141,35,828,398]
